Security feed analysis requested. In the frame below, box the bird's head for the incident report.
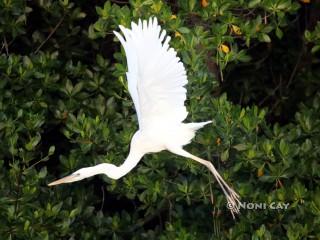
[48,163,119,186]
[48,168,88,186]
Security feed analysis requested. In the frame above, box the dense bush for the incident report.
[0,0,319,239]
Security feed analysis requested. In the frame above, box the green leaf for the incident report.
[24,220,30,231]
[311,45,320,54]
[17,109,23,118]
[65,79,73,95]
[38,167,47,178]
[304,30,311,41]
[178,27,190,34]
[221,149,229,161]
[25,134,41,151]
[70,208,80,218]
[72,82,83,96]
[277,1,291,10]
[248,0,261,8]
[52,202,63,215]
[233,144,248,151]
[260,33,271,42]
[188,0,196,11]
[279,139,289,156]
[48,145,55,156]
[276,27,283,39]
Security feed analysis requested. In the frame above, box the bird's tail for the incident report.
[179,121,212,146]
[186,120,212,131]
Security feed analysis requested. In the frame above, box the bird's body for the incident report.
[48,17,240,217]
[133,121,210,153]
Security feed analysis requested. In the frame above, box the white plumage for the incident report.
[48,17,240,218]
[114,18,188,129]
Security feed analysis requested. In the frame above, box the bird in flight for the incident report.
[48,17,240,217]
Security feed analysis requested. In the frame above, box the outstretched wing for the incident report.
[113,17,188,129]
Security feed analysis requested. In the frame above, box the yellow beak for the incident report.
[48,174,78,186]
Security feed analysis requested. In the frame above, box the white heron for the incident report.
[48,17,240,216]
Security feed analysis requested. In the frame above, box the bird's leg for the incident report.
[168,147,241,218]
[191,156,241,218]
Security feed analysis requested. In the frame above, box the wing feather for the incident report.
[114,17,188,129]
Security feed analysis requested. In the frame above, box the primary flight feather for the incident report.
[114,18,188,128]
[48,17,240,217]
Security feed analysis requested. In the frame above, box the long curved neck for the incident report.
[92,148,144,180]
[115,148,145,179]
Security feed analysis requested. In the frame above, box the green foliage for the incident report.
[305,21,320,54]
[0,0,319,239]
